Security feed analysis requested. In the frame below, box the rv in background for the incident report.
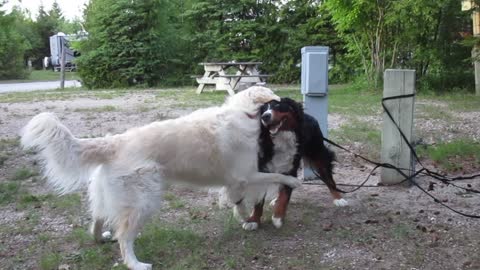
[43,32,86,72]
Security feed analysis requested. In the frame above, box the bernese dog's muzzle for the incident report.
[261,108,286,135]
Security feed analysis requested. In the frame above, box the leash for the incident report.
[306,93,480,218]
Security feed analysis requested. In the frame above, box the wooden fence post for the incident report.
[380,69,416,185]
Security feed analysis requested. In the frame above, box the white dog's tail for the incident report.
[21,112,113,194]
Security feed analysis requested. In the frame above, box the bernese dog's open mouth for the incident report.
[263,118,285,135]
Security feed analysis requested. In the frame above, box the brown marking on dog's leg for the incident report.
[273,186,292,220]
[246,200,265,224]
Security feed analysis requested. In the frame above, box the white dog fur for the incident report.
[20,86,302,270]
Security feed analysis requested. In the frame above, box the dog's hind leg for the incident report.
[88,166,113,243]
[116,210,152,270]
[310,159,348,207]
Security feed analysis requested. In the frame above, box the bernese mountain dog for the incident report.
[240,97,348,230]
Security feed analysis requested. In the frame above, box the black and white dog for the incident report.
[234,97,348,230]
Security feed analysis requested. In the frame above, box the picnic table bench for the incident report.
[194,62,271,95]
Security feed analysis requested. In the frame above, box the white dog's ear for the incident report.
[247,86,280,104]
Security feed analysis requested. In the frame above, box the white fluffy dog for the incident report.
[20,86,301,270]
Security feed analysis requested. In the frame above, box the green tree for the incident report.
[186,0,343,83]
[0,3,29,79]
[77,0,178,88]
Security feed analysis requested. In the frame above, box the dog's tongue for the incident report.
[269,125,280,135]
[269,120,284,135]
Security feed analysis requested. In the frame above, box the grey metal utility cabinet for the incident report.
[301,46,329,180]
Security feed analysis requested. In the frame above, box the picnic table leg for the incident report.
[196,71,214,94]
[230,77,242,91]
[196,83,205,94]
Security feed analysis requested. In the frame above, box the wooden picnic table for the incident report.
[195,62,271,95]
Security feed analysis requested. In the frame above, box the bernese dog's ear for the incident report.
[281,97,304,120]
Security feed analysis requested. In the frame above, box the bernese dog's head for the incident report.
[260,97,304,135]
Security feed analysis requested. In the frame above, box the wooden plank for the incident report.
[380,69,416,185]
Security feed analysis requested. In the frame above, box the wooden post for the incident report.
[380,69,416,185]
[463,0,480,96]
[60,45,66,89]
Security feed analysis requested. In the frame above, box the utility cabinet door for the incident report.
[301,46,329,96]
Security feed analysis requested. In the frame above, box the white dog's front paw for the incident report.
[333,198,348,207]
[129,262,152,270]
[242,222,259,231]
[272,217,283,228]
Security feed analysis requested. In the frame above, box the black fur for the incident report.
[302,113,340,192]
[258,97,303,177]
[258,98,340,192]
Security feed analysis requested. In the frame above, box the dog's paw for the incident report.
[102,231,112,240]
[129,262,152,270]
[242,222,259,231]
[333,198,348,207]
[272,217,283,228]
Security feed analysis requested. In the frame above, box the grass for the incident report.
[74,105,118,113]
[0,70,80,84]
[417,103,456,121]
[164,193,186,209]
[11,167,37,181]
[39,252,62,270]
[330,118,381,159]
[417,139,480,171]
[0,182,21,205]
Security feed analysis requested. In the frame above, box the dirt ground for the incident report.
[0,88,479,270]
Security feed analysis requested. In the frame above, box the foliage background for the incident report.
[0,0,476,92]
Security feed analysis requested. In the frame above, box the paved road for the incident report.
[0,80,82,93]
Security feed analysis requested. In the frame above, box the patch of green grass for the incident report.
[135,223,206,269]
[330,119,381,159]
[164,193,185,209]
[0,88,84,103]
[419,92,480,112]
[137,105,153,112]
[417,139,480,171]
[391,223,413,239]
[37,233,51,244]
[39,252,62,270]
[29,70,80,81]
[417,104,455,121]
[47,193,82,210]
[224,256,237,269]
[74,105,118,113]
[69,228,93,246]
[0,182,21,205]
[0,138,20,149]
[11,167,37,181]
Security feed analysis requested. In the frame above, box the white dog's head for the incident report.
[224,86,280,116]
